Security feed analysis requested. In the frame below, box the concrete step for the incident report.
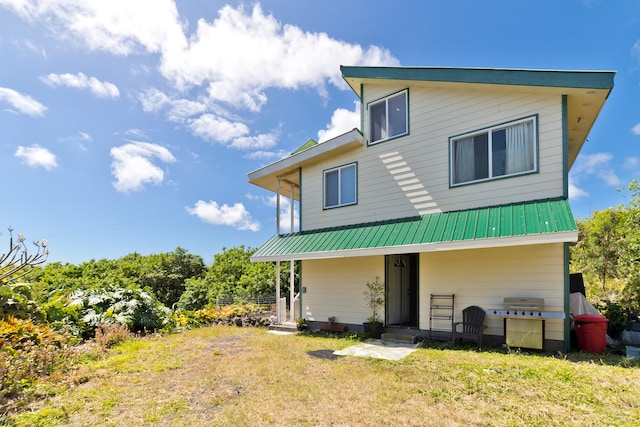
[268,323,298,333]
[381,332,420,345]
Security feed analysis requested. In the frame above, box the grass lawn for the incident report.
[7,326,640,426]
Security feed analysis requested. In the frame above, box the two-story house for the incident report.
[247,66,614,351]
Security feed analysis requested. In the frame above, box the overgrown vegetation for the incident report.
[571,179,640,329]
[0,240,290,417]
[4,327,639,426]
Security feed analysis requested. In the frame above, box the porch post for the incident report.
[276,260,281,323]
[289,183,296,322]
[290,260,295,322]
[290,183,295,233]
[276,178,281,235]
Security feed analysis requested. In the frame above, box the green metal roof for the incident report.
[291,138,317,155]
[251,199,577,261]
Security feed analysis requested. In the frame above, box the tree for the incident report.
[0,227,49,284]
[176,246,295,311]
[618,179,640,305]
[572,209,626,296]
[570,179,640,307]
[0,227,49,319]
[139,247,205,307]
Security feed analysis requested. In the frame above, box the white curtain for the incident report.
[454,137,475,184]
[505,122,534,174]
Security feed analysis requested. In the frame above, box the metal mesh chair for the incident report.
[452,305,487,348]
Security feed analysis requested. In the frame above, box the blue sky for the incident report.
[1,0,639,264]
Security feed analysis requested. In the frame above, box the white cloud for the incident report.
[59,131,92,151]
[0,87,46,116]
[632,122,640,135]
[267,194,298,233]
[138,88,170,113]
[110,141,176,193]
[166,98,207,122]
[1,0,187,56]
[2,1,399,153]
[41,72,119,99]
[124,128,148,138]
[230,133,278,150]
[571,152,620,186]
[14,144,58,170]
[11,38,46,57]
[624,156,639,169]
[317,101,360,142]
[243,149,289,161]
[186,200,260,231]
[187,113,249,143]
[632,40,640,64]
[160,4,398,107]
[568,182,589,200]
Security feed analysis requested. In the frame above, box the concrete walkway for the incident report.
[333,339,419,361]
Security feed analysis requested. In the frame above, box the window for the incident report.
[324,163,357,209]
[369,90,408,144]
[450,116,537,186]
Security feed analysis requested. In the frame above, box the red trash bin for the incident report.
[574,314,608,353]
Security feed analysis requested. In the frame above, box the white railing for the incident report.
[278,297,287,323]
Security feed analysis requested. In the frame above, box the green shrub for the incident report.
[175,278,210,311]
[0,316,75,407]
[66,284,171,337]
[94,322,133,350]
[595,300,627,338]
[0,283,42,320]
[173,304,264,330]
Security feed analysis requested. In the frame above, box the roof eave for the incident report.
[247,128,364,195]
[251,231,578,262]
[340,66,615,95]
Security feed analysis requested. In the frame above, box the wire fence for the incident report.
[213,294,278,308]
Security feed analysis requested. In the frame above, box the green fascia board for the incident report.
[340,66,615,91]
[252,198,578,260]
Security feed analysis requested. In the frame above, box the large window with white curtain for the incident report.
[324,163,357,209]
[450,116,537,186]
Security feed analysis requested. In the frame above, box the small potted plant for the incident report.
[363,276,385,338]
[296,317,307,331]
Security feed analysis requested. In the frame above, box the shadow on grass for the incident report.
[295,329,640,368]
[306,349,344,360]
[441,340,640,368]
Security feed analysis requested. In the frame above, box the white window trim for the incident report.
[449,115,538,187]
[368,89,409,145]
[323,163,357,209]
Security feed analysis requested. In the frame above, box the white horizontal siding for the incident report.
[300,256,385,325]
[419,243,566,340]
[301,83,565,231]
[299,244,567,341]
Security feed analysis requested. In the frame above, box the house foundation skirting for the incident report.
[305,321,564,352]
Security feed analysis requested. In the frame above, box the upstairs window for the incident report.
[450,116,537,186]
[369,90,408,144]
[324,163,357,209]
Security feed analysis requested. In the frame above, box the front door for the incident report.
[386,254,418,327]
